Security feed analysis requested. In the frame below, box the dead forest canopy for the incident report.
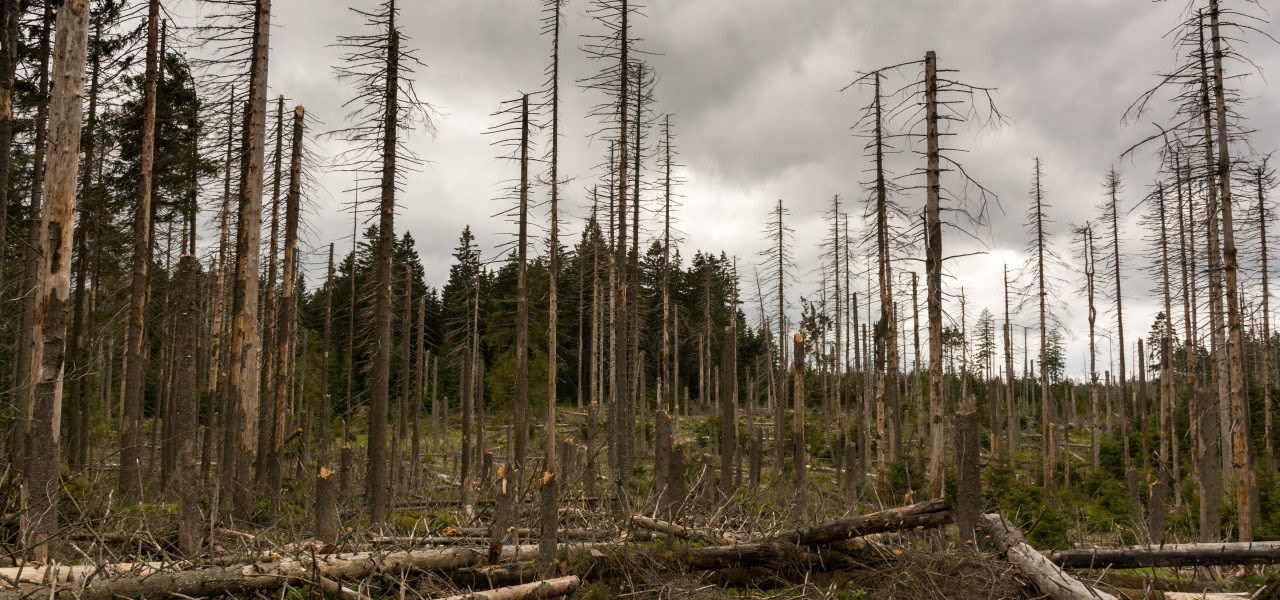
[2,0,1280,598]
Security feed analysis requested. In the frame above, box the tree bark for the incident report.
[1048,542,1280,569]
[367,3,401,525]
[226,0,272,521]
[22,0,90,562]
[924,51,945,499]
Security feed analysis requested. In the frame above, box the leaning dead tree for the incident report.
[330,0,434,525]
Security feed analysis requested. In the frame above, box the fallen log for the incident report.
[977,513,1117,600]
[629,515,733,545]
[447,562,538,588]
[432,575,580,600]
[0,544,556,600]
[1048,542,1280,569]
[765,498,952,545]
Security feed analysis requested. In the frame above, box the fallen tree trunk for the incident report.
[630,514,733,545]
[0,544,555,600]
[448,562,537,588]
[1048,542,1280,569]
[433,575,580,600]
[766,498,952,545]
[977,513,1117,600]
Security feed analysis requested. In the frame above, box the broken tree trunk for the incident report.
[0,544,555,600]
[630,514,732,545]
[977,513,1117,600]
[765,498,952,546]
[433,576,580,600]
[1048,541,1280,569]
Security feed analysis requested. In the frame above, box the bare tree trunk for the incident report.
[513,93,531,502]
[924,51,945,499]
[1083,230,1099,472]
[226,0,272,521]
[175,255,203,556]
[266,105,303,500]
[1207,0,1253,541]
[1031,159,1054,487]
[1257,164,1273,465]
[1150,183,1174,544]
[366,3,401,525]
[1106,168,1134,498]
[23,0,90,561]
[0,0,18,297]
[1195,12,1224,542]
[65,16,102,471]
[539,3,563,571]
[719,325,736,500]
[119,0,160,505]
[613,0,633,499]
[792,333,806,493]
[256,96,284,483]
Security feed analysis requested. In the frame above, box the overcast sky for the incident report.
[177,0,1280,378]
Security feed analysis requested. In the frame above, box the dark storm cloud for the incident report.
[178,0,1280,375]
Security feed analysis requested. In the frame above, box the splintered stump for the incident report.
[314,466,341,545]
[977,513,1117,600]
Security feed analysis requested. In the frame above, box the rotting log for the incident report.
[765,498,952,546]
[433,575,580,600]
[1049,541,1280,569]
[977,513,1117,600]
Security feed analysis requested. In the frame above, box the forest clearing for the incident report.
[1,0,1279,598]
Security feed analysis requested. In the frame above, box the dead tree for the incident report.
[792,333,806,492]
[759,199,794,472]
[119,0,161,505]
[1019,158,1067,487]
[23,0,91,561]
[10,0,50,473]
[331,0,433,525]
[537,0,565,576]
[0,0,18,295]
[1251,159,1275,464]
[221,0,272,520]
[582,0,642,496]
[1004,265,1018,467]
[266,105,303,499]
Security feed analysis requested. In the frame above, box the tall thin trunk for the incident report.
[23,0,90,561]
[792,333,806,491]
[1196,11,1224,542]
[119,0,160,504]
[924,51,945,499]
[366,2,400,525]
[0,0,19,296]
[1207,0,1252,540]
[1033,159,1053,486]
[267,105,303,498]
[613,0,633,497]
[513,93,530,482]
[226,0,272,520]
[1257,164,1273,464]
[257,96,284,482]
[1106,168,1132,486]
[66,17,101,471]
[540,1,563,576]
[1084,229,1099,471]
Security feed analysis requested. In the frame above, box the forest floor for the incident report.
[6,409,1276,599]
